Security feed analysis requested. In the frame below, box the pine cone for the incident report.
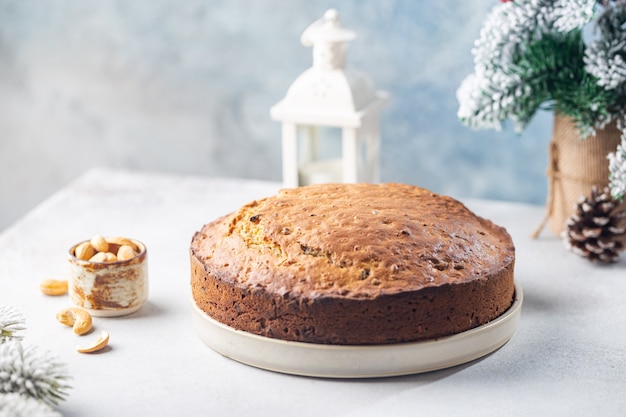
[563,186,626,263]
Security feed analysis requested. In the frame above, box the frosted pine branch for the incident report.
[585,4,626,90]
[0,393,63,417]
[457,72,533,132]
[457,0,626,137]
[0,306,26,343]
[471,0,553,77]
[608,131,626,200]
[470,0,594,77]
[0,341,71,407]
[459,0,576,131]
[553,0,596,32]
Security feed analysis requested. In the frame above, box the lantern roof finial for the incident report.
[300,9,356,47]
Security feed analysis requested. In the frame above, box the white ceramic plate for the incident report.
[191,282,523,378]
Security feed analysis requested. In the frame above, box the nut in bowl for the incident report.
[68,236,148,317]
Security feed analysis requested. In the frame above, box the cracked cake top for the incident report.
[191,182,515,300]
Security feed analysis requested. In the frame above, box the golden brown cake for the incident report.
[190,183,515,345]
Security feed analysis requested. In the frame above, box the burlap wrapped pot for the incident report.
[535,113,622,236]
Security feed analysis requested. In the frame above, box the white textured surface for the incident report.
[0,0,552,231]
[1,168,625,417]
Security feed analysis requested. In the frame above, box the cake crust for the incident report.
[190,183,515,345]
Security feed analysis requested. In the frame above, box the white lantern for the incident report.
[270,9,389,187]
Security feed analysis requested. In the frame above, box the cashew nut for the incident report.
[74,241,97,260]
[75,236,141,263]
[90,235,109,253]
[77,331,110,353]
[116,244,137,261]
[106,236,138,252]
[56,307,93,335]
[39,279,68,296]
[89,251,117,263]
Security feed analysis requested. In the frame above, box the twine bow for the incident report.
[531,141,558,239]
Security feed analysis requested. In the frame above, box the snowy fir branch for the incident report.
[0,341,72,407]
[608,131,626,200]
[0,306,26,343]
[457,0,626,136]
[585,3,626,91]
[0,306,71,415]
[0,393,63,417]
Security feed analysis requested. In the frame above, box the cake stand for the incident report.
[191,282,523,378]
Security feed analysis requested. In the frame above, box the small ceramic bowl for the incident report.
[68,238,148,317]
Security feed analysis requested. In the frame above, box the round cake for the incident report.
[190,183,515,345]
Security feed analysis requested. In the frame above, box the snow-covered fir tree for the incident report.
[0,306,71,416]
[0,341,71,407]
[457,0,626,136]
[0,393,63,417]
[0,306,26,343]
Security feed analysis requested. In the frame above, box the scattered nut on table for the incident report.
[39,279,68,296]
[76,330,110,353]
[56,307,93,335]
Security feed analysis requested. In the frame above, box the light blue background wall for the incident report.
[0,0,552,231]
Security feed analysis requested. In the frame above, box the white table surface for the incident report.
[1,167,625,417]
